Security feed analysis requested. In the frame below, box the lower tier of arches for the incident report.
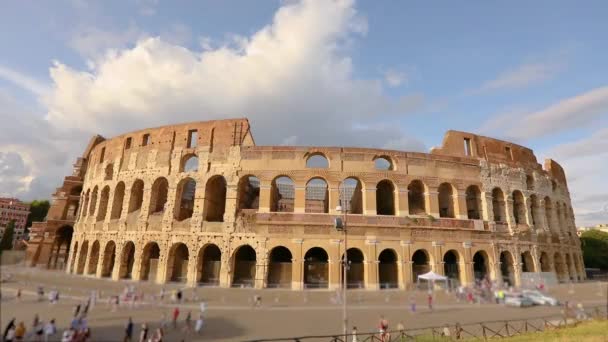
[66,233,586,289]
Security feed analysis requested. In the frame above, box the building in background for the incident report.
[577,223,608,236]
[0,198,31,243]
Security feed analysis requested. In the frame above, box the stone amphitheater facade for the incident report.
[26,118,585,290]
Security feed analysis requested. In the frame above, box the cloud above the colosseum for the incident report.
[473,61,563,94]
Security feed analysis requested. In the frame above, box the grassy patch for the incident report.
[497,320,608,341]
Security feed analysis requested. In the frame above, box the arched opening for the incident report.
[96,186,110,221]
[529,195,540,226]
[554,253,566,282]
[237,175,260,211]
[306,153,329,168]
[110,182,125,220]
[139,242,160,281]
[544,197,554,231]
[198,244,221,286]
[565,253,574,281]
[438,183,455,218]
[412,249,431,282]
[492,188,506,222]
[443,250,460,283]
[232,245,256,287]
[466,185,482,220]
[540,252,551,272]
[128,180,144,213]
[500,251,515,286]
[181,154,199,172]
[270,176,294,212]
[48,225,73,270]
[119,241,136,279]
[305,178,329,213]
[512,190,526,224]
[408,180,426,215]
[86,241,100,275]
[473,251,489,281]
[204,176,226,222]
[304,247,329,289]
[376,179,395,216]
[526,175,534,190]
[70,186,82,196]
[149,177,169,215]
[104,164,114,180]
[341,248,365,289]
[77,241,89,274]
[339,177,363,214]
[69,241,78,273]
[81,190,90,218]
[88,187,98,216]
[174,177,196,221]
[521,251,535,272]
[378,249,398,289]
[374,157,393,171]
[101,241,116,277]
[267,246,292,288]
[167,243,189,283]
[555,202,563,232]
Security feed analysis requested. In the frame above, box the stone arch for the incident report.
[128,179,144,213]
[81,190,90,218]
[544,197,554,231]
[339,177,363,214]
[443,249,461,283]
[70,185,83,196]
[149,177,169,215]
[512,190,526,224]
[174,177,196,221]
[48,225,73,270]
[97,186,110,221]
[305,153,329,168]
[271,176,294,212]
[237,175,260,211]
[110,182,125,220]
[167,243,189,283]
[408,180,426,215]
[86,240,101,275]
[76,240,89,274]
[521,251,535,272]
[438,182,456,218]
[305,177,329,213]
[139,242,160,281]
[197,244,221,286]
[341,248,365,288]
[473,250,490,281]
[412,249,431,282]
[303,247,329,289]
[232,245,256,287]
[492,188,506,222]
[181,154,199,172]
[540,252,551,272]
[526,174,534,190]
[267,246,293,288]
[378,248,398,289]
[565,253,574,281]
[376,179,395,216]
[373,156,394,171]
[104,164,114,180]
[119,241,136,279]
[204,175,227,222]
[554,252,567,282]
[466,185,482,220]
[500,251,515,286]
[88,187,98,216]
[529,195,540,226]
[101,241,116,277]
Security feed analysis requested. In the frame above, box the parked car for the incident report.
[522,290,559,306]
[504,293,534,307]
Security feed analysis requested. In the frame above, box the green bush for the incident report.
[580,229,608,270]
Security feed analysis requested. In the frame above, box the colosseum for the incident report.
[25,118,585,290]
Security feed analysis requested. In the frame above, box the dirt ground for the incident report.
[1,265,606,341]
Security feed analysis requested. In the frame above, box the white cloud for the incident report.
[383,69,407,87]
[475,61,562,93]
[0,65,50,96]
[69,25,145,60]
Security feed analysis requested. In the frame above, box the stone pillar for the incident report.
[95,246,105,278]
[364,188,377,215]
[531,246,541,274]
[523,196,534,227]
[131,248,144,281]
[462,242,474,286]
[365,239,378,290]
[505,197,515,232]
[432,241,444,275]
[482,192,494,221]
[328,239,342,290]
[138,185,152,230]
[294,185,306,213]
[454,190,468,219]
[83,245,94,275]
[219,252,231,288]
[161,187,177,231]
[291,239,304,290]
[328,187,341,215]
[400,241,412,289]
[258,185,271,213]
[426,191,440,217]
[254,256,267,289]
[397,188,409,216]
[65,239,77,274]
[111,243,124,281]
[186,252,198,287]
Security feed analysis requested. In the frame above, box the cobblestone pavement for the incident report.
[2,265,607,341]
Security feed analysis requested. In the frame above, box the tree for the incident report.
[0,220,16,253]
[25,200,50,236]
[580,229,608,270]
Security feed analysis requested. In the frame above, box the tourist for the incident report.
[396,322,406,342]
[74,303,82,317]
[60,328,75,342]
[14,322,26,341]
[409,295,416,313]
[427,293,433,311]
[4,325,15,342]
[3,318,16,342]
[351,326,358,342]
[139,323,148,342]
[378,315,389,341]
[195,313,204,334]
[176,289,183,303]
[34,317,45,341]
[159,313,168,330]
[159,288,165,301]
[70,316,80,330]
[172,307,180,329]
[184,311,192,332]
[16,288,21,301]
[441,325,450,338]
[150,328,163,342]
[44,319,57,342]
[83,299,91,316]
[37,286,44,302]
[124,317,134,342]
[253,294,262,308]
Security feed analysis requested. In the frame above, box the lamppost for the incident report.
[335,200,348,339]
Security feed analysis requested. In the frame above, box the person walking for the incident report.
[16,288,21,301]
[427,293,433,311]
[37,287,44,302]
[124,317,134,342]
[74,304,81,317]
[351,326,358,342]
[60,328,75,342]
[151,328,163,342]
[409,295,416,313]
[138,323,148,342]
[34,318,44,342]
[172,307,180,329]
[43,319,57,342]
[184,311,192,333]
[14,322,26,341]
[195,314,204,335]
[3,318,16,342]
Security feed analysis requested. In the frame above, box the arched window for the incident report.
[271,176,294,212]
[304,247,329,289]
[167,243,189,283]
[555,202,563,231]
[438,183,455,218]
[267,246,293,288]
[96,186,110,221]
[89,187,98,216]
[181,154,198,172]
[412,249,431,281]
[104,164,114,180]
[237,176,260,210]
[110,182,125,220]
[339,177,363,214]
[500,251,515,286]
[529,195,540,226]
[232,245,256,287]
[465,185,482,220]
[443,250,460,281]
[174,178,196,221]
[378,249,398,289]
[473,251,489,280]
[376,180,395,215]
[544,197,554,231]
[492,188,506,222]
[525,175,534,190]
[512,190,525,224]
[374,156,393,171]
[204,176,227,222]
[305,153,329,168]
[149,178,169,215]
[128,180,144,213]
[408,180,426,215]
[305,178,329,213]
[81,190,90,218]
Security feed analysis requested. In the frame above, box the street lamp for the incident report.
[335,201,348,339]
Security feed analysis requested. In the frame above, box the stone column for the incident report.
[254,256,267,289]
[119,185,133,231]
[161,187,177,231]
[138,185,152,231]
[111,243,124,281]
[294,185,306,213]
[328,187,341,215]
[258,184,271,213]
[432,241,444,275]
[291,239,304,290]
[505,196,515,233]
[397,188,409,216]
[131,248,144,281]
[364,188,377,215]
[65,239,77,274]
[222,184,239,225]
[426,191,440,217]
[481,192,494,222]
[400,241,412,289]
[365,239,378,290]
[531,246,541,274]
[186,252,199,287]
[328,239,342,290]
[95,246,106,278]
[462,242,474,286]
[83,244,94,275]
[219,252,232,288]
[454,190,468,219]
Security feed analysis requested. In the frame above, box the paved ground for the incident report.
[1,265,607,341]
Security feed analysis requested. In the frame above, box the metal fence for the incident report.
[246,305,607,341]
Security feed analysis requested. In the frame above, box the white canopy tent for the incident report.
[416,271,449,290]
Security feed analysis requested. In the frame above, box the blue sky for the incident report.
[0,0,606,225]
